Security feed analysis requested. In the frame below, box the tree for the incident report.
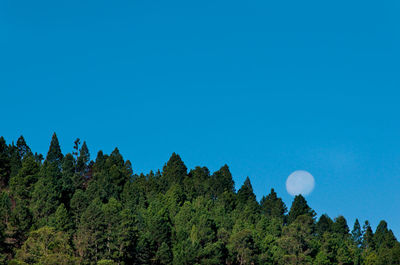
[316,214,333,237]
[52,203,74,236]
[184,166,210,200]
[287,195,315,224]
[211,165,235,197]
[237,177,256,206]
[11,226,76,264]
[332,215,349,236]
[362,220,375,250]
[76,141,90,174]
[74,198,106,262]
[352,219,362,246]
[278,214,315,265]
[374,220,396,249]
[9,154,39,203]
[228,229,258,265]
[45,133,63,165]
[162,153,187,187]
[16,136,31,160]
[0,136,11,188]
[60,154,75,205]
[260,188,287,220]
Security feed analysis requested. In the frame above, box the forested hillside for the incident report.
[0,133,399,264]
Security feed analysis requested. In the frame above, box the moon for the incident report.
[286,170,315,196]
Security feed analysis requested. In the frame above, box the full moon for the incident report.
[286,170,315,196]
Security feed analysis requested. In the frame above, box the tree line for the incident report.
[0,133,399,264]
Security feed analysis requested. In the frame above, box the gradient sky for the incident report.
[1,0,399,236]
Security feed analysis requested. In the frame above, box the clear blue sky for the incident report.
[1,0,399,236]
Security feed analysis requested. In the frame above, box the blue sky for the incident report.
[1,0,399,235]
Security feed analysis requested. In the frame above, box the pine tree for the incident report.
[332,216,349,236]
[352,219,362,246]
[374,220,396,249]
[162,153,187,187]
[52,203,74,235]
[16,136,31,160]
[77,141,90,173]
[316,214,333,237]
[211,165,235,197]
[45,133,63,165]
[288,195,315,224]
[0,137,11,188]
[362,220,375,250]
[237,177,256,205]
[260,188,287,219]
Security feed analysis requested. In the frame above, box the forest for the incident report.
[0,133,399,265]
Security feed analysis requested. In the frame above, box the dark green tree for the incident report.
[162,153,187,187]
[352,218,362,246]
[45,133,63,165]
[211,165,235,197]
[332,215,350,236]
[374,220,397,249]
[260,188,287,220]
[316,214,333,237]
[287,195,315,224]
[16,136,31,159]
[362,220,375,250]
[0,137,11,188]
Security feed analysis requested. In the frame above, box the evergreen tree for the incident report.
[352,219,362,246]
[162,153,187,187]
[316,214,333,237]
[52,203,74,236]
[45,133,63,165]
[287,195,315,224]
[211,164,235,197]
[237,177,257,205]
[374,220,397,249]
[332,215,350,236]
[16,136,31,160]
[362,220,375,250]
[260,188,287,220]
[76,141,90,174]
[0,137,11,188]
[9,154,39,203]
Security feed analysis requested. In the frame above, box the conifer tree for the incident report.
[211,165,235,197]
[362,220,375,250]
[16,136,31,159]
[260,188,287,219]
[77,141,90,173]
[316,214,333,237]
[162,153,187,187]
[374,220,397,249]
[237,177,257,205]
[332,215,350,236]
[0,137,11,188]
[352,219,362,246]
[45,133,63,165]
[288,195,315,224]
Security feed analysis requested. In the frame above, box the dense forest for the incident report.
[0,133,399,265]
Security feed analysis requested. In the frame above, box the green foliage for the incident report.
[0,136,11,188]
[45,132,63,165]
[162,152,187,188]
[11,226,76,265]
[211,164,235,197]
[260,188,287,220]
[288,195,315,224]
[1,134,400,265]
